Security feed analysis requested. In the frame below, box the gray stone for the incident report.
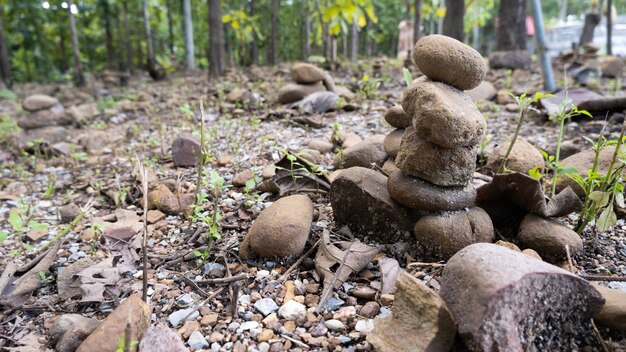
[387,169,476,211]
[440,243,605,351]
[384,106,411,129]
[278,300,306,321]
[239,195,313,259]
[413,207,494,260]
[413,34,486,90]
[168,308,199,327]
[395,127,476,187]
[383,129,403,159]
[18,103,71,129]
[403,79,486,148]
[292,62,325,83]
[277,82,326,104]
[23,94,59,112]
[517,214,583,262]
[172,135,201,167]
[330,167,417,242]
[324,319,346,331]
[486,137,544,174]
[254,298,279,316]
[488,50,532,69]
[335,135,386,169]
[466,81,497,101]
[187,331,209,350]
[48,314,100,352]
[139,325,188,352]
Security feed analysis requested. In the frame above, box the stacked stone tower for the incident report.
[386,35,495,259]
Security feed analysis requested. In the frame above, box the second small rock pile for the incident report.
[386,34,494,259]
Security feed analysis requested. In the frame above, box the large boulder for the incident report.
[592,284,626,332]
[598,56,624,78]
[403,79,486,148]
[330,167,417,242]
[387,169,476,211]
[335,135,387,169]
[47,314,100,352]
[277,82,326,104]
[367,273,456,352]
[485,137,544,174]
[441,243,605,350]
[77,294,151,352]
[557,146,621,196]
[517,214,583,262]
[412,34,486,90]
[239,195,313,259]
[22,94,60,112]
[395,127,476,187]
[291,62,325,84]
[413,207,494,260]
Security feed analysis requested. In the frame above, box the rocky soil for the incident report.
[1,37,626,352]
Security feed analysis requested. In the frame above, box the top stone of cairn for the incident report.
[412,34,486,91]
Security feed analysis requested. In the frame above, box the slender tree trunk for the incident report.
[579,13,601,46]
[442,0,464,41]
[183,0,195,69]
[101,0,115,69]
[224,25,234,67]
[496,0,528,51]
[269,0,278,65]
[123,0,133,73]
[143,0,157,76]
[249,0,258,65]
[350,14,358,61]
[342,32,347,57]
[437,0,445,34]
[0,4,9,88]
[208,0,224,77]
[304,0,311,60]
[166,0,174,55]
[413,0,422,42]
[607,0,613,55]
[558,0,568,22]
[68,0,85,86]
[114,4,129,86]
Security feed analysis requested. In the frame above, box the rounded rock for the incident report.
[278,82,326,104]
[485,137,544,174]
[239,195,313,259]
[387,169,476,211]
[404,80,486,148]
[23,94,60,112]
[413,207,494,260]
[383,129,404,159]
[517,214,583,262]
[334,135,387,169]
[412,35,486,90]
[384,106,411,129]
[292,63,325,84]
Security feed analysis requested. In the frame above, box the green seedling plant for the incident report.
[529,97,591,197]
[567,125,626,238]
[402,68,413,87]
[192,170,226,262]
[43,174,56,199]
[275,148,313,183]
[499,92,553,173]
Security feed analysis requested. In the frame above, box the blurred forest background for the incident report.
[0,0,623,85]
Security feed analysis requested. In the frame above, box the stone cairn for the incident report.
[385,35,495,259]
[19,94,70,130]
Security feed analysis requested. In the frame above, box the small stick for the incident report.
[281,334,310,349]
[137,156,149,304]
[193,273,248,285]
[123,322,132,352]
[406,262,446,269]
[35,200,91,254]
[179,276,211,297]
[224,255,239,317]
[581,274,626,282]
[277,238,321,283]
[317,241,354,313]
[591,319,610,352]
[178,287,225,326]
[0,262,17,294]
[565,244,576,273]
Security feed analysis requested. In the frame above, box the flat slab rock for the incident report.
[330,167,417,242]
[440,243,605,351]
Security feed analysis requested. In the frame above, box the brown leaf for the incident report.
[77,255,135,302]
[265,155,330,196]
[477,172,582,217]
[315,230,378,310]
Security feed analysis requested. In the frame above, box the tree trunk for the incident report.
[143,0,157,78]
[437,0,445,34]
[183,0,195,69]
[0,4,9,87]
[413,0,422,42]
[101,0,115,69]
[442,0,464,41]
[208,0,224,77]
[496,0,527,51]
[558,0,568,22]
[249,0,258,65]
[579,13,601,47]
[123,0,133,73]
[269,0,278,65]
[166,0,174,55]
[304,0,311,60]
[607,0,613,55]
[114,4,129,86]
[350,14,358,61]
[68,0,85,86]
